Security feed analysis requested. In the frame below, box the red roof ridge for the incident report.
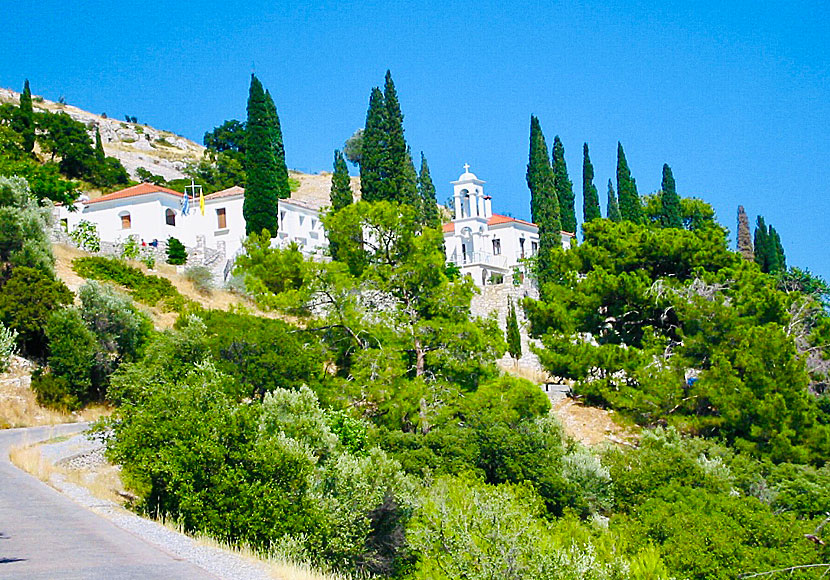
[85,183,183,205]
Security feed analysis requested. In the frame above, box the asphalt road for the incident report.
[0,423,216,580]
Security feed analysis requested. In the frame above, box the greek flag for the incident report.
[181,191,190,216]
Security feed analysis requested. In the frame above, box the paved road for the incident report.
[0,424,217,580]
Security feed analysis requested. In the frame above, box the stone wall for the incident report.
[470,273,547,376]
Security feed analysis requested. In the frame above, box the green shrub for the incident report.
[31,370,78,411]
[0,266,73,359]
[68,220,101,252]
[0,321,17,373]
[42,307,97,405]
[184,265,213,294]
[166,236,187,265]
[72,256,185,310]
[0,175,56,275]
[120,235,140,260]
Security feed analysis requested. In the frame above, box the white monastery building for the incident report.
[442,165,574,285]
[56,166,572,286]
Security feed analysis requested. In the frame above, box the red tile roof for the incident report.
[442,214,576,236]
[85,183,183,205]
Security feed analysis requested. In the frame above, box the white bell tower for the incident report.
[451,163,491,222]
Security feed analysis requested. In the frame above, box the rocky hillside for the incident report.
[1,87,203,181]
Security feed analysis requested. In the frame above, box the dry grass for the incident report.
[0,356,111,429]
[8,441,57,481]
[497,360,551,384]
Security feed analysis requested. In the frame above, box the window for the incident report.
[120,213,131,229]
[216,208,227,229]
[519,237,525,259]
[531,241,538,255]
[492,239,501,255]
[299,215,305,227]
[165,208,176,226]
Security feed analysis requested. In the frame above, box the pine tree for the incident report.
[754,216,770,271]
[616,142,642,223]
[360,87,387,204]
[243,74,280,235]
[552,136,576,233]
[526,116,559,230]
[19,79,35,154]
[606,179,621,222]
[418,152,440,229]
[94,127,105,162]
[264,89,290,199]
[330,150,352,212]
[166,237,187,265]
[660,164,682,228]
[582,143,601,224]
[506,297,522,361]
[736,206,753,260]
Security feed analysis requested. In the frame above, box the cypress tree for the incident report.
[616,142,642,223]
[606,179,621,222]
[418,152,440,229]
[754,216,770,271]
[552,136,576,233]
[244,74,280,235]
[582,143,601,223]
[94,127,105,162]
[526,116,559,230]
[383,71,418,207]
[736,206,753,260]
[330,149,353,212]
[660,163,682,228]
[19,79,35,154]
[506,297,522,361]
[769,225,786,273]
[264,89,290,199]
[360,87,387,204]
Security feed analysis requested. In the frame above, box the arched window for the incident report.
[120,212,131,230]
[166,208,176,226]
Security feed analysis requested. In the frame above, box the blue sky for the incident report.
[2,1,828,276]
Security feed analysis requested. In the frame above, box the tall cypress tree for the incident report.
[359,87,387,204]
[384,71,418,207]
[754,216,770,271]
[94,127,105,162]
[769,225,786,273]
[244,74,280,235]
[606,179,621,222]
[527,116,561,290]
[330,149,353,212]
[582,143,601,223]
[552,136,576,233]
[526,116,559,230]
[264,89,290,199]
[19,79,35,154]
[660,163,682,228]
[736,206,753,260]
[616,142,642,223]
[506,297,522,361]
[418,152,440,229]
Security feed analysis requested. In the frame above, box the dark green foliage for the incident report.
[358,72,419,208]
[33,308,97,409]
[359,87,387,203]
[165,236,187,265]
[616,142,642,223]
[417,153,440,230]
[72,256,185,309]
[770,225,786,272]
[552,136,576,233]
[330,149,353,212]
[0,266,72,359]
[243,74,280,235]
[38,111,98,179]
[526,117,561,289]
[234,233,306,296]
[264,89,290,200]
[659,164,682,228]
[94,127,105,161]
[506,297,522,360]
[754,216,786,274]
[582,143,601,224]
[204,119,246,154]
[19,80,35,154]
[606,179,621,222]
